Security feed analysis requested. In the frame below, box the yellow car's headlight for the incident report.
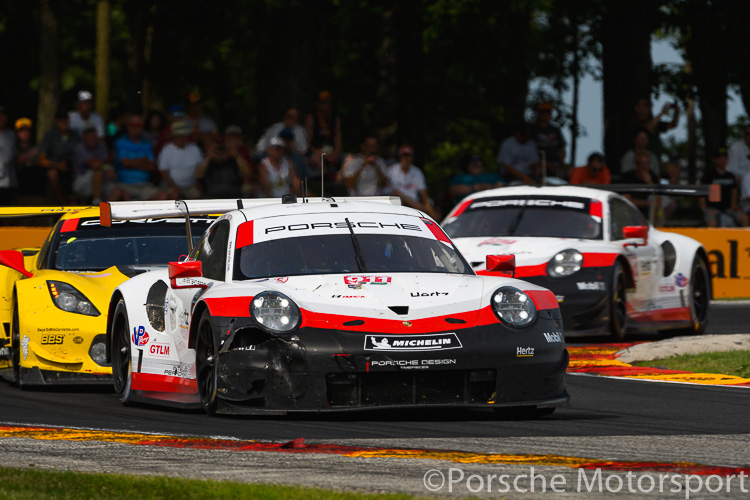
[47,281,100,317]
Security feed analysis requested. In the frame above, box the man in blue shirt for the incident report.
[109,114,165,201]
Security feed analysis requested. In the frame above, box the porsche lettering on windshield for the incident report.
[444,196,602,240]
[264,222,422,234]
[469,198,586,210]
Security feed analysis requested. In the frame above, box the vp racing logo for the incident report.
[364,333,462,351]
[132,326,149,346]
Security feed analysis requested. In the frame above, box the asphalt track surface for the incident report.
[1,300,750,498]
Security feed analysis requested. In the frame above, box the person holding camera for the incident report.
[342,131,389,196]
[195,135,252,199]
[628,97,679,164]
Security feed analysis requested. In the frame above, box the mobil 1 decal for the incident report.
[253,213,426,242]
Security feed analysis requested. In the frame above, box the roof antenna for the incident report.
[321,152,326,199]
[303,177,308,203]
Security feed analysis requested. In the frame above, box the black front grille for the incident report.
[326,369,496,407]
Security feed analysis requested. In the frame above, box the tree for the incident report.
[600,0,659,177]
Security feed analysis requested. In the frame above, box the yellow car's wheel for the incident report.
[111,299,133,404]
[11,303,25,389]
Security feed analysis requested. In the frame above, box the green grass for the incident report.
[631,350,750,378]
[0,465,425,500]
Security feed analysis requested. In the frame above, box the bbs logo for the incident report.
[41,334,64,345]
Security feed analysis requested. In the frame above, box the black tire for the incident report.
[11,303,24,389]
[609,261,628,340]
[195,310,219,416]
[680,256,710,335]
[111,299,133,405]
[494,406,556,420]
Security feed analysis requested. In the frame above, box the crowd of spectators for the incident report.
[0,90,745,227]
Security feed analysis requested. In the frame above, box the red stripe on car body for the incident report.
[204,296,254,317]
[131,372,197,394]
[60,218,79,233]
[236,221,254,248]
[449,198,475,218]
[420,217,451,243]
[628,306,691,323]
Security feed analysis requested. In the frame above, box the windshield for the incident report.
[444,196,602,240]
[49,217,214,271]
[234,233,471,279]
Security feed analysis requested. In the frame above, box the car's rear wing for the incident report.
[601,184,720,200]
[99,197,402,224]
[100,197,403,253]
[0,206,92,218]
[600,184,720,225]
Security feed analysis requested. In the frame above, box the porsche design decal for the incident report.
[364,333,462,351]
[370,359,457,369]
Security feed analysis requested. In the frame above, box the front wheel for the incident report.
[195,310,219,415]
[111,299,133,405]
[609,261,628,340]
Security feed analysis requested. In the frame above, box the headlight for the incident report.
[491,287,536,327]
[47,281,100,316]
[250,291,301,333]
[547,249,583,277]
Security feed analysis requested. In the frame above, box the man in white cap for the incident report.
[387,144,440,219]
[158,121,204,199]
[69,90,105,139]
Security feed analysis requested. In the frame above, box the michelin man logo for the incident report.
[21,335,30,360]
[371,338,390,349]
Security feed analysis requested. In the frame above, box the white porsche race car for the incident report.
[443,185,710,338]
[102,196,569,416]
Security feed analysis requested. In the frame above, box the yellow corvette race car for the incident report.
[0,205,213,386]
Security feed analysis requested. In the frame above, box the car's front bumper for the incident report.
[211,316,569,414]
[520,268,612,336]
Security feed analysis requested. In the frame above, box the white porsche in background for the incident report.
[443,185,710,338]
[101,196,569,416]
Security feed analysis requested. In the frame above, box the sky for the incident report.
[554,38,746,166]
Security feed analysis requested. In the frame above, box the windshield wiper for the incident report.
[344,217,367,272]
[507,207,526,236]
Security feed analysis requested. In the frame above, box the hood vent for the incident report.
[388,306,409,315]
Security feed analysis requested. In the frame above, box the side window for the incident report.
[191,220,230,280]
[609,197,647,240]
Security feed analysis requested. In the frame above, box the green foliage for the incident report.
[0,466,422,500]
[6,0,747,203]
[632,350,750,379]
